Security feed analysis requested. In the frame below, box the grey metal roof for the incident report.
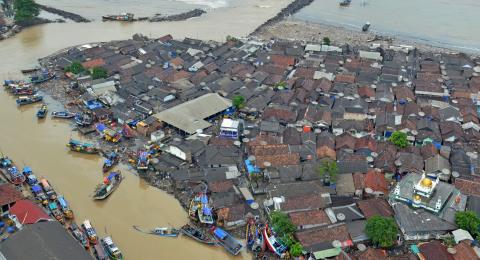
[154,93,231,134]
[0,221,92,260]
[392,203,456,233]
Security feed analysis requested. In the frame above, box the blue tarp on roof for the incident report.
[214,228,228,240]
[86,100,103,110]
[245,159,260,174]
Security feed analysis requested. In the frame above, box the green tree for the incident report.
[318,160,338,184]
[14,0,39,22]
[323,37,331,46]
[365,216,398,248]
[91,67,108,80]
[289,242,304,257]
[455,211,480,239]
[232,95,245,110]
[270,211,296,236]
[389,131,409,148]
[65,61,85,74]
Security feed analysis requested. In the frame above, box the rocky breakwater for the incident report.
[37,4,90,23]
[149,8,206,22]
[250,0,314,35]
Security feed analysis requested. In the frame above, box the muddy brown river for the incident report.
[0,0,295,257]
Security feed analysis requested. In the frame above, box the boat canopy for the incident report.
[31,185,42,193]
[58,196,68,208]
[22,166,32,174]
[201,194,208,204]
[214,227,228,240]
[203,206,212,216]
[48,202,58,209]
[107,172,119,180]
[96,123,107,132]
[104,159,112,165]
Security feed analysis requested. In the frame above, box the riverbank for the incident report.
[253,19,478,55]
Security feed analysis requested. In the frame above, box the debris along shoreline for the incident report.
[37,4,91,23]
[9,29,480,258]
[148,8,206,22]
[253,19,480,55]
[250,0,314,35]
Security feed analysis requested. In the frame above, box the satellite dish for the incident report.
[442,168,450,175]
[263,161,271,167]
[332,240,342,248]
[243,130,250,136]
[418,112,425,117]
[260,141,267,146]
[248,155,256,161]
[371,152,378,158]
[234,141,241,147]
[242,138,250,143]
[365,187,373,194]
[367,156,374,163]
[250,202,259,209]
[357,244,367,252]
[452,171,460,178]
[447,248,457,255]
[196,129,203,134]
[336,213,346,221]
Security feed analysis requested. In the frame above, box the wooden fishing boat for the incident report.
[16,94,43,106]
[57,195,74,219]
[339,0,351,6]
[69,223,90,250]
[11,86,36,96]
[246,218,256,250]
[132,225,180,237]
[37,104,48,118]
[75,112,94,126]
[100,236,124,260]
[51,111,76,119]
[93,172,123,200]
[67,139,100,154]
[48,201,64,224]
[4,79,29,88]
[82,219,98,244]
[21,67,40,74]
[197,193,214,225]
[102,13,134,22]
[40,177,57,200]
[211,226,244,255]
[26,174,38,186]
[136,151,149,171]
[102,151,119,173]
[180,224,216,245]
[94,243,108,260]
[362,22,371,32]
[263,224,287,257]
[31,184,48,205]
[0,157,26,185]
[30,71,55,84]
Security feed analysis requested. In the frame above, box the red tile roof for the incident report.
[9,199,50,224]
[252,144,290,156]
[169,57,184,67]
[357,198,393,219]
[357,248,387,260]
[270,54,295,68]
[282,194,328,213]
[296,225,351,248]
[453,240,478,260]
[263,107,297,123]
[0,184,23,206]
[81,58,105,69]
[455,178,480,197]
[419,240,453,260]
[316,146,337,160]
[289,209,331,227]
[364,170,388,194]
[208,180,233,193]
[352,173,365,191]
[335,73,356,84]
[157,34,173,42]
[256,153,300,168]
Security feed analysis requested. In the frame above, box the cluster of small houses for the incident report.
[40,34,480,259]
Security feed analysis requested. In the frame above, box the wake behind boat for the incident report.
[132,225,180,237]
[93,171,123,200]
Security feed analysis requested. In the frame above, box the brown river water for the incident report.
[0,0,295,258]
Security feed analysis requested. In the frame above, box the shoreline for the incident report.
[253,18,480,55]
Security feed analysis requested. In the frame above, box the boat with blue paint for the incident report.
[0,157,26,185]
[211,226,244,256]
[36,104,48,118]
[16,94,43,106]
[102,151,119,173]
[57,195,74,219]
[51,111,76,119]
[93,172,123,200]
[67,139,100,154]
[101,236,123,260]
